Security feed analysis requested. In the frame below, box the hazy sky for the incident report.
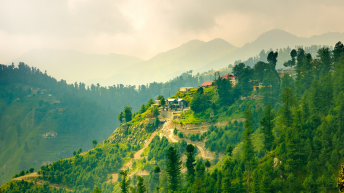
[1,0,344,63]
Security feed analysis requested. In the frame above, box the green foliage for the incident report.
[260,103,275,151]
[152,106,159,117]
[93,187,102,193]
[166,147,182,191]
[124,106,132,123]
[185,144,196,186]
[120,170,129,193]
[92,139,98,148]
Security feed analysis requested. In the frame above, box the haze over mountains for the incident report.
[10,29,344,86]
[10,49,143,84]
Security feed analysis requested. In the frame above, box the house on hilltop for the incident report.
[166,98,188,111]
[200,81,214,87]
[222,74,238,85]
[180,87,193,93]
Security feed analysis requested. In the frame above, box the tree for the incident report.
[338,164,344,192]
[290,49,297,66]
[243,110,255,193]
[29,168,34,173]
[77,148,82,154]
[138,104,146,114]
[216,77,234,106]
[281,87,297,128]
[260,103,275,152]
[267,51,278,68]
[205,160,211,170]
[334,41,344,62]
[226,145,233,157]
[157,95,166,106]
[152,106,159,117]
[233,63,245,76]
[317,47,331,75]
[185,144,196,185]
[154,166,161,193]
[118,111,124,124]
[73,151,76,156]
[222,167,232,193]
[120,170,129,193]
[146,99,155,109]
[166,146,182,191]
[259,50,267,62]
[124,106,132,123]
[191,177,204,193]
[93,187,102,193]
[137,176,146,193]
[92,139,98,148]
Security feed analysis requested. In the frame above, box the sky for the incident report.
[1,0,344,63]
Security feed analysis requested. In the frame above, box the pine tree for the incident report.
[124,106,132,123]
[137,176,146,193]
[243,110,255,192]
[191,177,205,193]
[185,144,196,186]
[260,103,275,152]
[281,87,296,127]
[222,164,232,193]
[138,104,146,114]
[166,146,182,191]
[120,170,129,193]
[154,166,161,193]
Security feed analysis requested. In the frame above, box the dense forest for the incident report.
[2,41,344,193]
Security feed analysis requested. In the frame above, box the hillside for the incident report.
[2,41,344,193]
[0,83,117,185]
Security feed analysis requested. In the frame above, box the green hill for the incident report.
[2,41,344,193]
[0,83,117,185]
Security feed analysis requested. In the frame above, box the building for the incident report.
[166,98,188,111]
[180,87,193,93]
[200,81,214,87]
[222,74,238,85]
[277,67,296,74]
[221,74,237,80]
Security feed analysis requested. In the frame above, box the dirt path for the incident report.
[161,120,213,160]
[12,172,41,180]
[109,125,163,183]
[11,172,73,191]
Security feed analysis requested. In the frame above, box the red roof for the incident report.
[200,81,214,87]
[222,74,237,79]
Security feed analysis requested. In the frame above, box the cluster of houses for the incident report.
[156,67,298,112]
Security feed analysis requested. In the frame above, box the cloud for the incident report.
[1,0,344,63]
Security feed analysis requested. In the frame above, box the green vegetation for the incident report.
[2,41,344,193]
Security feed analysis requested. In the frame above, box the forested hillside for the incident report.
[2,41,344,193]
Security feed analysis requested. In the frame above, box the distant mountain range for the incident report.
[10,29,344,86]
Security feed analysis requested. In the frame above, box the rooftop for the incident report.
[200,81,214,87]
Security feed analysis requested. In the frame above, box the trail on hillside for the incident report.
[11,172,73,191]
[109,125,162,183]
[161,120,214,160]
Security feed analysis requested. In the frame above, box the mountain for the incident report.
[10,49,143,84]
[197,29,344,71]
[86,38,238,86]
